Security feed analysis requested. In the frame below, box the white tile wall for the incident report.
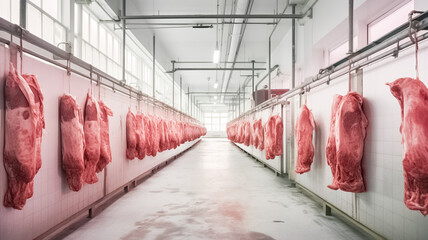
[0,46,200,240]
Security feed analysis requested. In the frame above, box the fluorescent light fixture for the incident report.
[213,82,218,89]
[214,96,218,100]
[213,49,220,63]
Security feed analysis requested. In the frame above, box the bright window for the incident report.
[328,36,357,65]
[368,1,414,43]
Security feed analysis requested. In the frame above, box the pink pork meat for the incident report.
[326,95,343,190]
[387,78,428,216]
[3,64,37,209]
[126,110,138,159]
[272,115,284,156]
[136,113,146,159]
[295,105,315,174]
[96,100,113,172]
[334,92,368,193]
[60,94,85,191]
[83,93,101,184]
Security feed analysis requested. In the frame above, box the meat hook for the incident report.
[408,10,424,44]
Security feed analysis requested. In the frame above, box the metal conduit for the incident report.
[0,18,201,124]
[169,67,266,72]
[120,14,304,20]
[229,11,428,123]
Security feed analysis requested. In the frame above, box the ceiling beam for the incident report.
[120,14,304,20]
[172,60,266,64]
[168,67,266,73]
[121,22,277,26]
[187,92,238,95]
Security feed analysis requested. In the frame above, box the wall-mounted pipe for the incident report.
[292,4,296,89]
[152,35,156,98]
[172,60,175,107]
[348,0,354,55]
[121,0,126,82]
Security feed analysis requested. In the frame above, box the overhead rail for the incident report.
[0,17,201,125]
[167,67,266,73]
[187,92,240,95]
[120,14,304,20]
[172,60,266,64]
[229,10,428,124]
[122,22,278,26]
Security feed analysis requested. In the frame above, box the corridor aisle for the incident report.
[63,139,367,240]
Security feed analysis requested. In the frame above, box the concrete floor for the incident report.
[63,138,368,240]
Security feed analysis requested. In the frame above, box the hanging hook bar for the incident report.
[409,10,424,43]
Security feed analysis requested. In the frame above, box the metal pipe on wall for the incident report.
[20,0,26,29]
[292,4,296,89]
[172,61,175,107]
[122,0,126,82]
[188,86,190,115]
[152,35,156,98]
[268,37,271,98]
[243,86,245,112]
[348,0,354,54]
[238,86,241,115]
[252,60,255,102]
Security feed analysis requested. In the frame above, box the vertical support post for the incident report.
[348,0,354,54]
[172,61,175,108]
[20,0,27,29]
[152,35,156,98]
[252,60,255,103]
[180,76,182,112]
[292,4,296,89]
[122,0,126,82]
[238,85,241,116]
[268,37,272,99]
[188,86,190,114]
[68,0,75,54]
[243,86,245,112]
[324,204,332,216]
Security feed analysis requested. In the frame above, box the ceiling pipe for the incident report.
[172,60,265,64]
[221,0,254,100]
[167,67,266,73]
[348,0,354,55]
[120,13,303,20]
[121,22,277,26]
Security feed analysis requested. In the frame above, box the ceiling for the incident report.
[105,0,308,111]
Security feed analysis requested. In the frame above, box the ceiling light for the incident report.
[213,82,218,89]
[214,96,218,100]
[213,49,220,64]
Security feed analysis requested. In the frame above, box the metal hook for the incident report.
[327,73,331,85]
[392,41,400,58]
[408,10,424,43]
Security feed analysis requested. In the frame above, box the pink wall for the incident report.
[0,45,199,240]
